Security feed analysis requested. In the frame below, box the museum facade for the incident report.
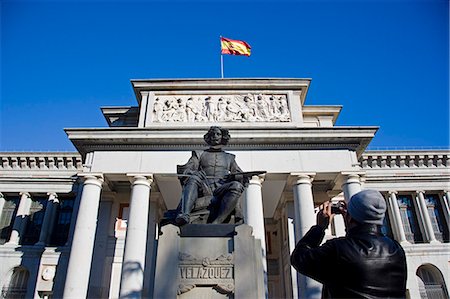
[0,78,449,299]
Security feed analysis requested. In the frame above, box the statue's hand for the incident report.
[231,174,248,186]
[234,174,244,183]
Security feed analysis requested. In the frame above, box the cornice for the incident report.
[65,126,377,156]
[131,78,311,90]
[131,78,311,104]
[77,142,363,152]
[302,105,342,124]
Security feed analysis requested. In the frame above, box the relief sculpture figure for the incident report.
[153,94,291,123]
[154,98,164,122]
[175,126,247,225]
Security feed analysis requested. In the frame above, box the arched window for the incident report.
[417,264,449,299]
[1,267,29,299]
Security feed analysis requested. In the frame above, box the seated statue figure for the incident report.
[175,126,246,225]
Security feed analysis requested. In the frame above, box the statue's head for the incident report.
[204,126,230,146]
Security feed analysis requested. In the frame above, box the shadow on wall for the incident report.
[87,200,113,298]
[119,261,144,299]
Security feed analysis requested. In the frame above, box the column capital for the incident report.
[47,192,59,203]
[289,173,315,186]
[416,190,425,195]
[47,192,58,198]
[388,190,398,195]
[0,192,4,198]
[127,174,154,186]
[443,191,450,200]
[77,173,104,187]
[341,171,365,182]
[19,192,31,197]
[248,174,265,185]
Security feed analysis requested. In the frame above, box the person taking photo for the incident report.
[291,189,407,298]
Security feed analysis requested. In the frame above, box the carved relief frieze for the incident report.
[153,94,291,123]
[177,252,234,295]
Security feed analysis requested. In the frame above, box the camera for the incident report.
[330,201,345,214]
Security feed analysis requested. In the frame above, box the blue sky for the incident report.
[1,0,449,151]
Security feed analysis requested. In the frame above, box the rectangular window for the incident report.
[50,196,75,246]
[425,194,449,242]
[397,195,423,243]
[22,197,47,245]
[0,196,19,244]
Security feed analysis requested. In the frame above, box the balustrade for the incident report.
[0,154,82,171]
[361,152,448,169]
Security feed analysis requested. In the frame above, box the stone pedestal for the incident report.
[153,224,265,299]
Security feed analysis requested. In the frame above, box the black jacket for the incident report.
[291,224,407,299]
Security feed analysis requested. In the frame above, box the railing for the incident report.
[0,153,82,171]
[367,146,450,151]
[360,152,449,169]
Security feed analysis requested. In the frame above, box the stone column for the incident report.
[416,191,438,243]
[243,174,268,294]
[89,197,114,298]
[341,173,362,203]
[119,175,153,299]
[291,173,321,299]
[292,174,316,240]
[286,201,299,299]
[332,214,346,237]
[7,192,32,245]
[385,192,399,240]
[387,191,409,245]
[441,191,450,229]
[0,193,5,225]
[36,193,59,246]
[63,174,104,299]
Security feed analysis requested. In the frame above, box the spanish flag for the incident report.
[221,37,251,56]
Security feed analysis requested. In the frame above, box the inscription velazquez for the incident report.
[178,253,234,295]
[180,266,232,279]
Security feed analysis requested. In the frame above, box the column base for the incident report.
[399,241,412,247]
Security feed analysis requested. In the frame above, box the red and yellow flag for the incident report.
[220,37,251,56]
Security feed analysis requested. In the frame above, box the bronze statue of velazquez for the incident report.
[174,126,250,226]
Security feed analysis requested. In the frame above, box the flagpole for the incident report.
[220,35,224,78]
[221,54,224,79]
